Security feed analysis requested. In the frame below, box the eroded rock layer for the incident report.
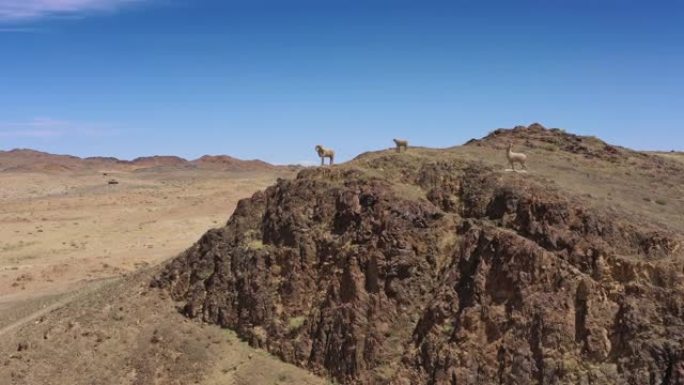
[154,131,684,385]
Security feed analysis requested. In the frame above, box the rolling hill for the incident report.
[0,149,281,173]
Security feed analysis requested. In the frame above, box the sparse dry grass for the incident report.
[246,239,266,250]
[0,169,292,303]
[0,270,329,385]
[287,316,306,332]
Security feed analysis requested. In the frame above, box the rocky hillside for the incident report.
[154,125,684,385]
[0,149,86,172]
[0,149,280,173]
[192,155,278,172]
[467,123,642,163]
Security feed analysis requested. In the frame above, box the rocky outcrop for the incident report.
[191,155,277,172]
[154,143,684,384]
[468,123,637,163]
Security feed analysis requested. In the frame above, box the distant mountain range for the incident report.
[0,149,283,173]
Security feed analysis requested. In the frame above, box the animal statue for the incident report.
[315,145,335,166]
[507,142,528,171]
[393,138,408,153]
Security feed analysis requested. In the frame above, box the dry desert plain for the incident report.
[0,155,330,385]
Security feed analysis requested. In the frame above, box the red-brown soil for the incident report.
[0,149,283,173]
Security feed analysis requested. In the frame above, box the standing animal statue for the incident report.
[393,138,408,153]
[315,145,335,166]
[506,142,528,171]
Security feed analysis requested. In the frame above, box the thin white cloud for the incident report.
[0,129,62,139]
[0,117,118,139]
[0,27,40,32]
[0,0,142,22]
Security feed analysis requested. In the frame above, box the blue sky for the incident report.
[1,0,683,164]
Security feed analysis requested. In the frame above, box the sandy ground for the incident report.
[0,169,289,324]
[0,167,332,385]
[0,267,328,385]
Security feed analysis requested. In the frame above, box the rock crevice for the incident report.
[154,150,684,385]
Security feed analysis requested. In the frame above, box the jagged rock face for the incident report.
[466,123,637,164]
[154,156,684,385]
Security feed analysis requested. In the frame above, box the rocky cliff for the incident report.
[154,126,684,385]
